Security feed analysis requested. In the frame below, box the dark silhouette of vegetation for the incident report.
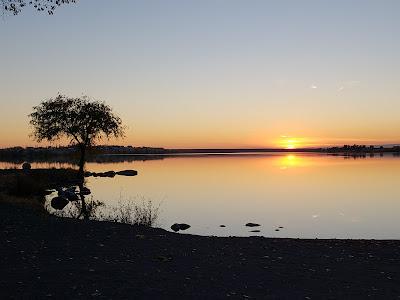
[1,0,76,15]
[29,95,124,176]
[325,144,400,153]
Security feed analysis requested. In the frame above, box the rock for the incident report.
[179,223,191,231]
[22,162,31,170]
[250,230,260,233]
[84,172,93,177]
[245,223,260,227]
[116,170,138,177]
[66,186,77,193]
[171,223,181,232]
[79,187,91,195]
[103,171,116,178]
[275,229,280,231]
[97,171,116,178]
[51,197,69,210]
[220,225,226,227]
[171,223,191,232]
[43,189,55,196]
[64,191,79,201]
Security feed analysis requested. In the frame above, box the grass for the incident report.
[45,194,161,227]
[105,197,161,227]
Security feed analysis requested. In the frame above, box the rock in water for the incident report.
[178,223,191,231]
[22,162,31,170]
[51,197,69,210]
[79,187,91,195]
[170,223,191,232]
[66,186,77,193]
[43,189,55,196]
[64,191,79,201]
[245,223,261,227]
[171,223,181,232]
[103,171,116,178]
[116,170,138,177]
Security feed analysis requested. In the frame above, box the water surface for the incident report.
[3,153,400,239]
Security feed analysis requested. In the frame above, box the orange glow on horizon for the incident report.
[277,136,305,149]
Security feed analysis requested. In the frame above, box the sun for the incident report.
[286,139,296,149]
[278,136,300,149]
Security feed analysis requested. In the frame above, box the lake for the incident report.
[3,152,400,239]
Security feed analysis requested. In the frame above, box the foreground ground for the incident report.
[1,204,400,299]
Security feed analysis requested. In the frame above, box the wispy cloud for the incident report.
[338,80,361,92]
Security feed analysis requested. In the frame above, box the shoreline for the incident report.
[2,202,400,298]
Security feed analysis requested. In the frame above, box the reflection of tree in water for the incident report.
[46,181,160,227]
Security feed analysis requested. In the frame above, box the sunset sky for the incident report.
[1,0,400,149]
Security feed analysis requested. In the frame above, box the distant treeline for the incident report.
[1,144,400,164]
[0,146,169,164]
[323,144,400,153]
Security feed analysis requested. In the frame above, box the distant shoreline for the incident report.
[1,145,399,164]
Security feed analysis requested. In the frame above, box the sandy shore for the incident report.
[1,203,400,299]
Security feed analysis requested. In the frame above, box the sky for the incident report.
[1,0,400,149]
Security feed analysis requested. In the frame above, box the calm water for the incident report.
[3,153,400,239]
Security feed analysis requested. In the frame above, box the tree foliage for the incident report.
[1,0,77,15]
[30,95,125,174]
[30,95,124,146]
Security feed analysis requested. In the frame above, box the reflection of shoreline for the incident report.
[1,151,400,165]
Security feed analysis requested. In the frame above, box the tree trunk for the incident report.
[78,181,89,220]
[78,144,86,178]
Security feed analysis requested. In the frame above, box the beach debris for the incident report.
[245,223,260,227]
[171,223,191,232]
[51,196,69,210]
[250,230,261,233]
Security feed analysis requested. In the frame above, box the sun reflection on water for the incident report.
[278,154,307,170]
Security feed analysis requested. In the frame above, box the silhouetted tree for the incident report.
[1,0,77,15]
[29,95,124,176]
